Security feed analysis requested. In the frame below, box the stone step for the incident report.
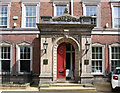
[50,83,85,87]
[39,86,96,92]
[39,83,96,91]
[40,83,94,88]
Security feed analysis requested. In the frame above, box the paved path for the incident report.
[1,81,120,93]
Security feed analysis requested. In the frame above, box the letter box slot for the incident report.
[59,71,64,73]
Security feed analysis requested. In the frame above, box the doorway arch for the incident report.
[53,37,80,82]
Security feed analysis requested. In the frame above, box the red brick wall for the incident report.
[1,35,40,74]
[73,2,83,17]
[92,35,119,44]
[10,2,21,28]
[101,2,112,28]
[39,2,53,22]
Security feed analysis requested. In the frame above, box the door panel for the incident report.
[57,43,66,79]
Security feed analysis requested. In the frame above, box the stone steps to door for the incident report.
[39,83,96,91]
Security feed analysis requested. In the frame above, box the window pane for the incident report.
[66,53,70,69]
[92,60,102,73]
[66,43,71,51]
[111,47,120,71]
[2,60,10,72]
[92,47,102,59]
[114,7,120,28]
[111,60,120,71]
[111,47,120,59]
[0,6,7,17]
[56,6,66,16]
[1,47,10,59]
[114,18,120,28]
[20,60,30,72]
[86,6,97,26]
[26,17,36,27]
[0,17,7,26]
[92,46,103,73]
[114,7,120,18]
[91,18,96,25]
[86,6,97,16]
[0,6,7,28]
[25,6,36,27]
[20,46,31,59]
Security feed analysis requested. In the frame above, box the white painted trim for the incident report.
[91,43,105,75]
[1,30,120,35]
[53,1,70,17]
[92,30,120,35]
[111,3,120,29]
[109,43,120,72]
[82,3,86,16]
[21,2,40,28]
[0,31,40,35]
[53,3,56,16]
[71,0,73,16]
[16,42,33,74]
[0,42,12,73]
[0,2,11,28]
[7,3,11,28]
[82,2,100,28]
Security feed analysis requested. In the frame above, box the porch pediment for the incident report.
[52,14,80,22]
[37,14,95,35]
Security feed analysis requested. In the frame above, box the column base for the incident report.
[39,73,53,84]
[80,73,93,83]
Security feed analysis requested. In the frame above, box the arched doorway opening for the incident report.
[57,42,75,80]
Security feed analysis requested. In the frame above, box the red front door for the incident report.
[57,43,66,79]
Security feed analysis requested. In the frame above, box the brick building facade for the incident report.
[0,0,120,84]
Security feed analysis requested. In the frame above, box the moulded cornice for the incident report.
[17,41,32,46]
[0,41,12,46]
[92,42,105,46]
[81,0,101,3]
[109,42,120,46]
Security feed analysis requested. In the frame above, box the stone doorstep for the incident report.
[39,87,96,92]
[39,83,96,91]
[40,83,94,87]
[50,83,84,87]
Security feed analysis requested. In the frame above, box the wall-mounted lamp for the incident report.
[43,40,48,53]
[85,40,90,54]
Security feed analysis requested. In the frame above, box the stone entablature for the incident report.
[41,14,93,25]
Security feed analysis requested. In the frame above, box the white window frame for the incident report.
[0,41,12,74]
[109,43,120,72]
[111,3,120,29]
[91,43,105,75]
[0,3,11,28]
[53,1,69,16]
[82,2,101,28]
[16,41,32,74]
[21,2,40,28]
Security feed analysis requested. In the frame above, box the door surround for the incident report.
[53,37,80,82]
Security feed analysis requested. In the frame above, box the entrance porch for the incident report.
[37,13,95,84]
